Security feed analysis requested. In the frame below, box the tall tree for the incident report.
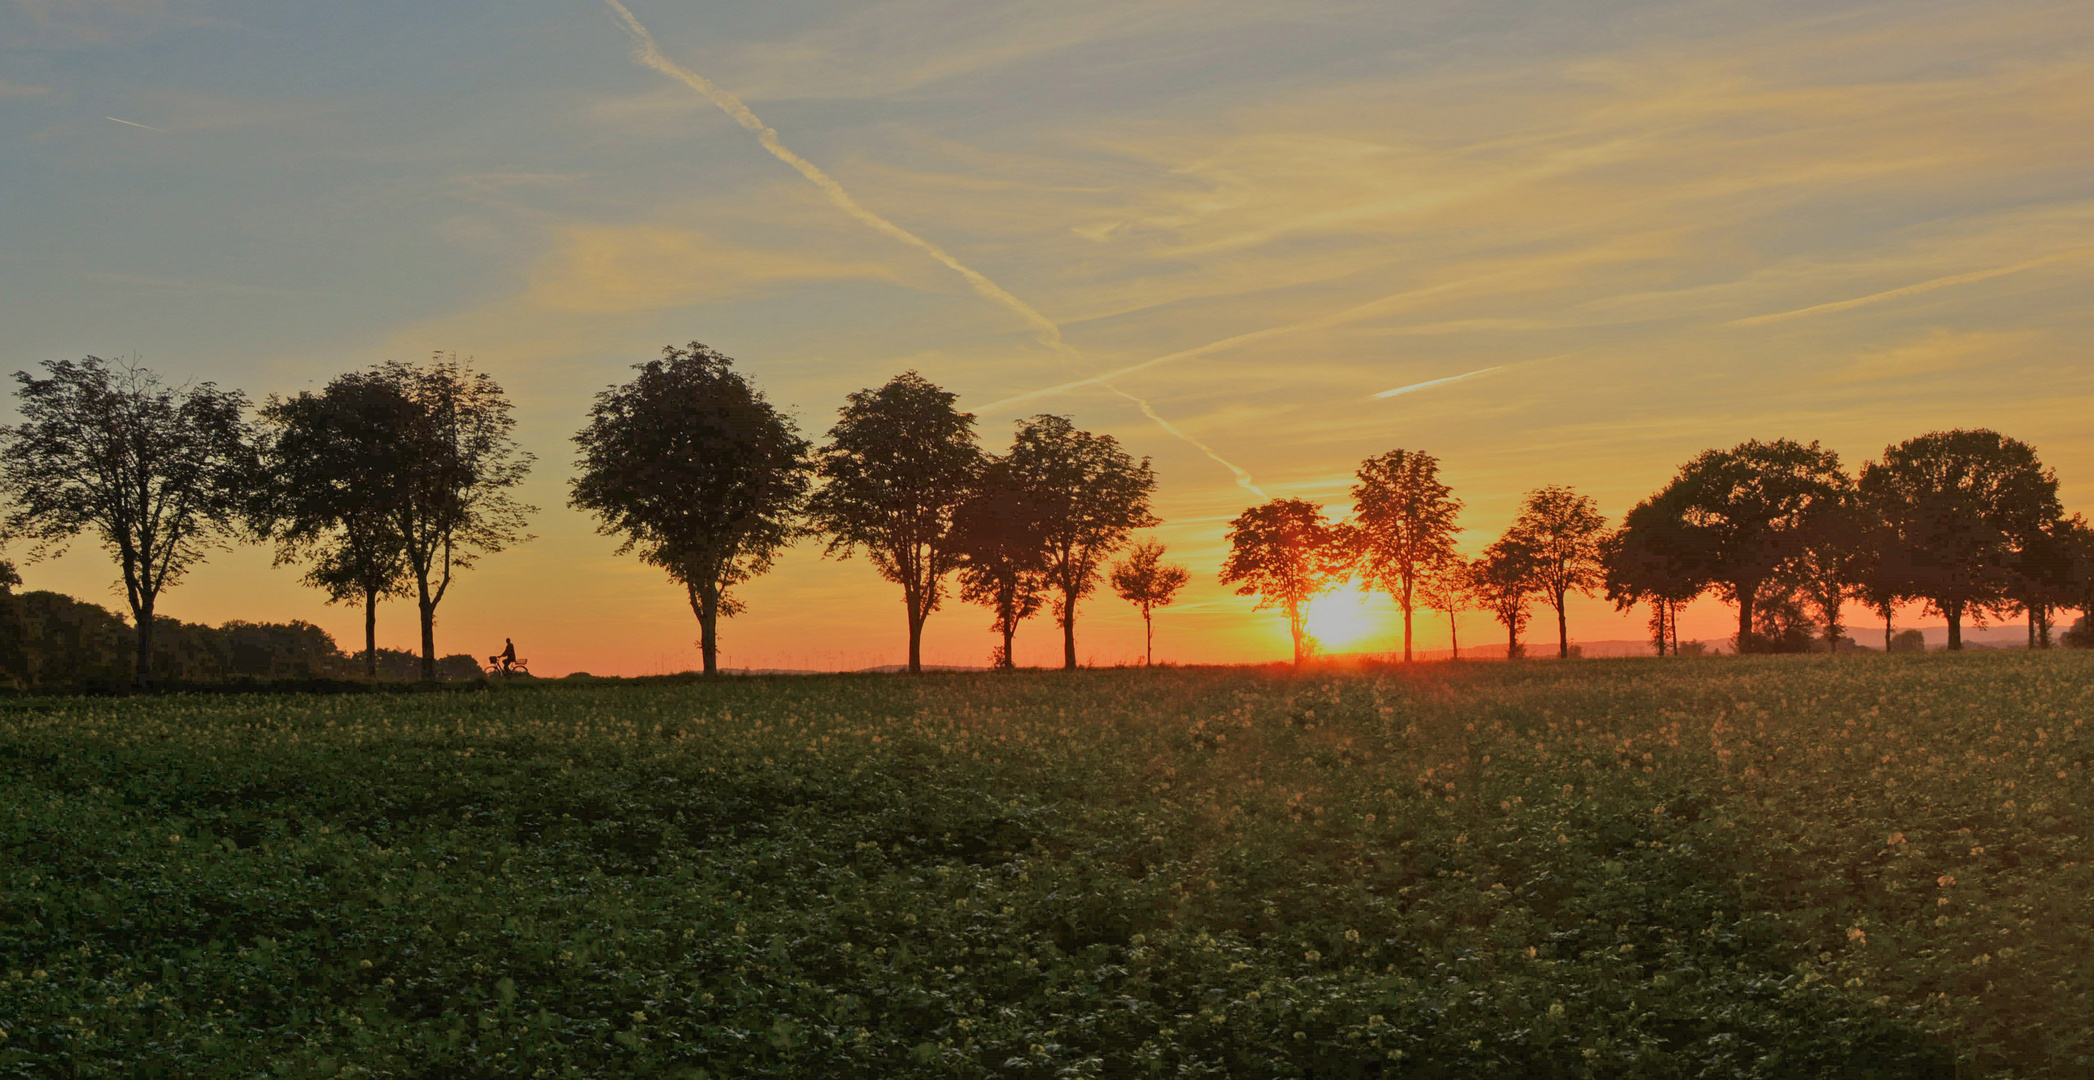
[1637,439,1849,653]
[1470,539,1538,659]
[1219,498,1348,666]
[376,355,535,680]
[1414,554,1473,660]
[808,372,983,674]
[1110,540,1190,667]
[1780,499,1867,653]
[1505,485,1606,659]
[257,371,415,678]
[0,357,257,687]
[1005,415,1158,670]
[1859,429,2063,650]
[950,457,1049,670]
[571,343,812,676]
[1348,449,1463,662]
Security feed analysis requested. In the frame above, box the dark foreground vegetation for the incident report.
[2,656,2088,1078]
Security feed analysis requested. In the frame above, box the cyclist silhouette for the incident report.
[491,638,517,675]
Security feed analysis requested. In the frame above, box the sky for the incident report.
[2,0,2092,674]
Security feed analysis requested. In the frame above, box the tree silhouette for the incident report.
[375,356,535,680]
[1602,499,1707,656]
[1470,538,1538,659]
[571,343,811,676]
[951,457,1049,670]
[1506,485,1606,659]
[1859,429,2062,650]
[1778,497,1868,653]
[1110,540,1190,667]
[808,372,982,674]
[257,372,415,677]
[1005,415,1157,670]
[1220,498,1348,666]
[1639,439,1849,653]
[1348,449,1462,662]
[0,357,256,687]
[1414,554,1474,659]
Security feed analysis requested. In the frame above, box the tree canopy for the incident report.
[950,456,1050,670]
[808,371,983,674]
[571,342,812,675]
[1004,414,1158,670]
[1348,449,1462,662]
[1859,429,2063,650]
[1506,484,1606,659]
[0,357,256,686]
[1220,499,1348,666]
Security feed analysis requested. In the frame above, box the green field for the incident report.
[2,656,2089,1078]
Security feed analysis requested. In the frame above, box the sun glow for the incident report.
[1305,585,1387,654]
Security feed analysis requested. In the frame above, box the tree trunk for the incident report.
[1000,612,1016,671]
[1143,608,1154,667]
[1555,587,1569,659]
[1288,600,1307,666]
[364,586,379,679]
[1447,609,1459,660]
[418,575,437,681]
[1735,581,1757,655]
[1061,591,1077,671]
[1506,621,1519,660]
[1883,610,1893,652]
[905,590,925,674]
[690,585,719,676]
[133,597,155,689]
[1401,579,1414,662]
[1946,604,1963,651]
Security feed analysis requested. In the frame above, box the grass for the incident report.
[0,654,2088,1078]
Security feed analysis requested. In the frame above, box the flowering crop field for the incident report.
[1,655,2089,1079]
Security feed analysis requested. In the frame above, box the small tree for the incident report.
[1414,554,1473,659]
[570,343,812,676]
[0,357,256,687]
[1470,538,1538,659]
[1220,498,1348,666]
[1780,499,1868,653]
[257,371,415,678]
[1602,502,1707,657]
[808,372,983,674]
[378,355,535,679]
[1110,540,1190,666]
[1506,485,1606,659]
[951,458,1049,670]
[1859,429,2063,650]
[1005,415,1158,670]
[1348,449,1463,662]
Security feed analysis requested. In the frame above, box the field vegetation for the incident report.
[2,655,2089,1078]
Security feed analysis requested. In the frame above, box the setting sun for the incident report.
[1304,585,1388,654]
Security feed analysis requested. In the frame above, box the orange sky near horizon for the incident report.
[3,0,2091,674]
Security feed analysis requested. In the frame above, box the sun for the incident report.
[1304,585,1386,653]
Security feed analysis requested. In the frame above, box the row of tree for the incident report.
[1219,433,2094,663]
[0,346,1191,684]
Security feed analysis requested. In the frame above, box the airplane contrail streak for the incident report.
[1110,388,1267,498]
[1371,366,1501,399]
[1727,250,2093,327]
[978,275,1487,414]
[106,116,168,132]
[598,0,1265,493]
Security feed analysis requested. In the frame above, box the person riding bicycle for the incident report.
[490,638,517,675]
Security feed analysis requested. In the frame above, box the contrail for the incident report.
[979,274,1488,414]
[1372,365,1501,399]
[1110,387,1267,498]
[598,0,1266,493]
[1728,249,2093,327]
[106,116,168,132]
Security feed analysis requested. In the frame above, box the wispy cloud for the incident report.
[104,115,166,132]
[1728,249,2094,327]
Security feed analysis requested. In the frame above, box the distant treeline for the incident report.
[0,586,481,690]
